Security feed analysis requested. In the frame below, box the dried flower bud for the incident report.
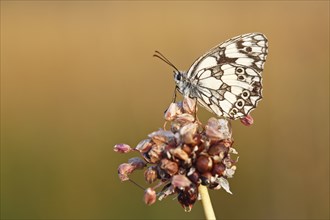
[148,144,165,163]
[205,118,232,140]
[175,113,195,124]
[113,143,132,153]
[156,165,170,180]
[206,117,220,128]
[222,139,233,148]
[170,122,181,133]
[205,124,224,140]
[208,142,227,156]
[240,114,254,126]
[229,147,238,155]
[217,177,232,194]
[196,155,213,174]
[144,188,157,205]
[164,103,182,121]
[158,184,175,200]
[218,119,232,139]
[144,166,158,184]
[128,157,147,169]
[223,158,232,168]
[182,96,197,114]
[170,147,190,163]
[224,166,236,178]
[180,123,198,144]
[209,182,221,190]
[160,158,179,176]
[118,163,135,181]
[172,175,192,189]
[148,130,176,146]
[135,139,153,153]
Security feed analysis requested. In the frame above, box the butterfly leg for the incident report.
[172,86,177,103]
[193,98,202,124]
[163,121,168,131]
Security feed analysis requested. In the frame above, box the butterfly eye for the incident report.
[176,74,181,81]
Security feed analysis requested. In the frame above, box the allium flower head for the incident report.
[114,96,239,211]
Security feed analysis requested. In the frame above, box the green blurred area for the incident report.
[1,1,329,219]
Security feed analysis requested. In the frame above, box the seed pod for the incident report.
[196,155,213,174]
[182,144,192,155]
[194,144,205,155]
[212,162,226,176]
[200,172,212,186]
[187,171,200,184]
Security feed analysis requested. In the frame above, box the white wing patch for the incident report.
[199,77,223,90]
[193,56,217,76]
[224,92,237,103]
[235,58,255,66]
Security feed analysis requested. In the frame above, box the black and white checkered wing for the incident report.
[187,33,268,119]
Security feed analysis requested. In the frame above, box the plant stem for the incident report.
[199,185,216,220]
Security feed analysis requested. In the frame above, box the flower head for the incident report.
[114,96,238,211]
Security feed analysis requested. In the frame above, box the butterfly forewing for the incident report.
[186,33,268,119]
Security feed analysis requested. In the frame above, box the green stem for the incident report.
[199,185,216,220]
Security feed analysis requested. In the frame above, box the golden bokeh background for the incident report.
[1,1,329,219]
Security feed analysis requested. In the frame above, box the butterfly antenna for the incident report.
[153,50,180,72]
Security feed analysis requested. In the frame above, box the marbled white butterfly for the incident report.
[154,33,268,120]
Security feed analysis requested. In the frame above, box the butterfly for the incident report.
[154,33,268,120]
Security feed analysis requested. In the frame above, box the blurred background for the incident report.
[1,1,329,220]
